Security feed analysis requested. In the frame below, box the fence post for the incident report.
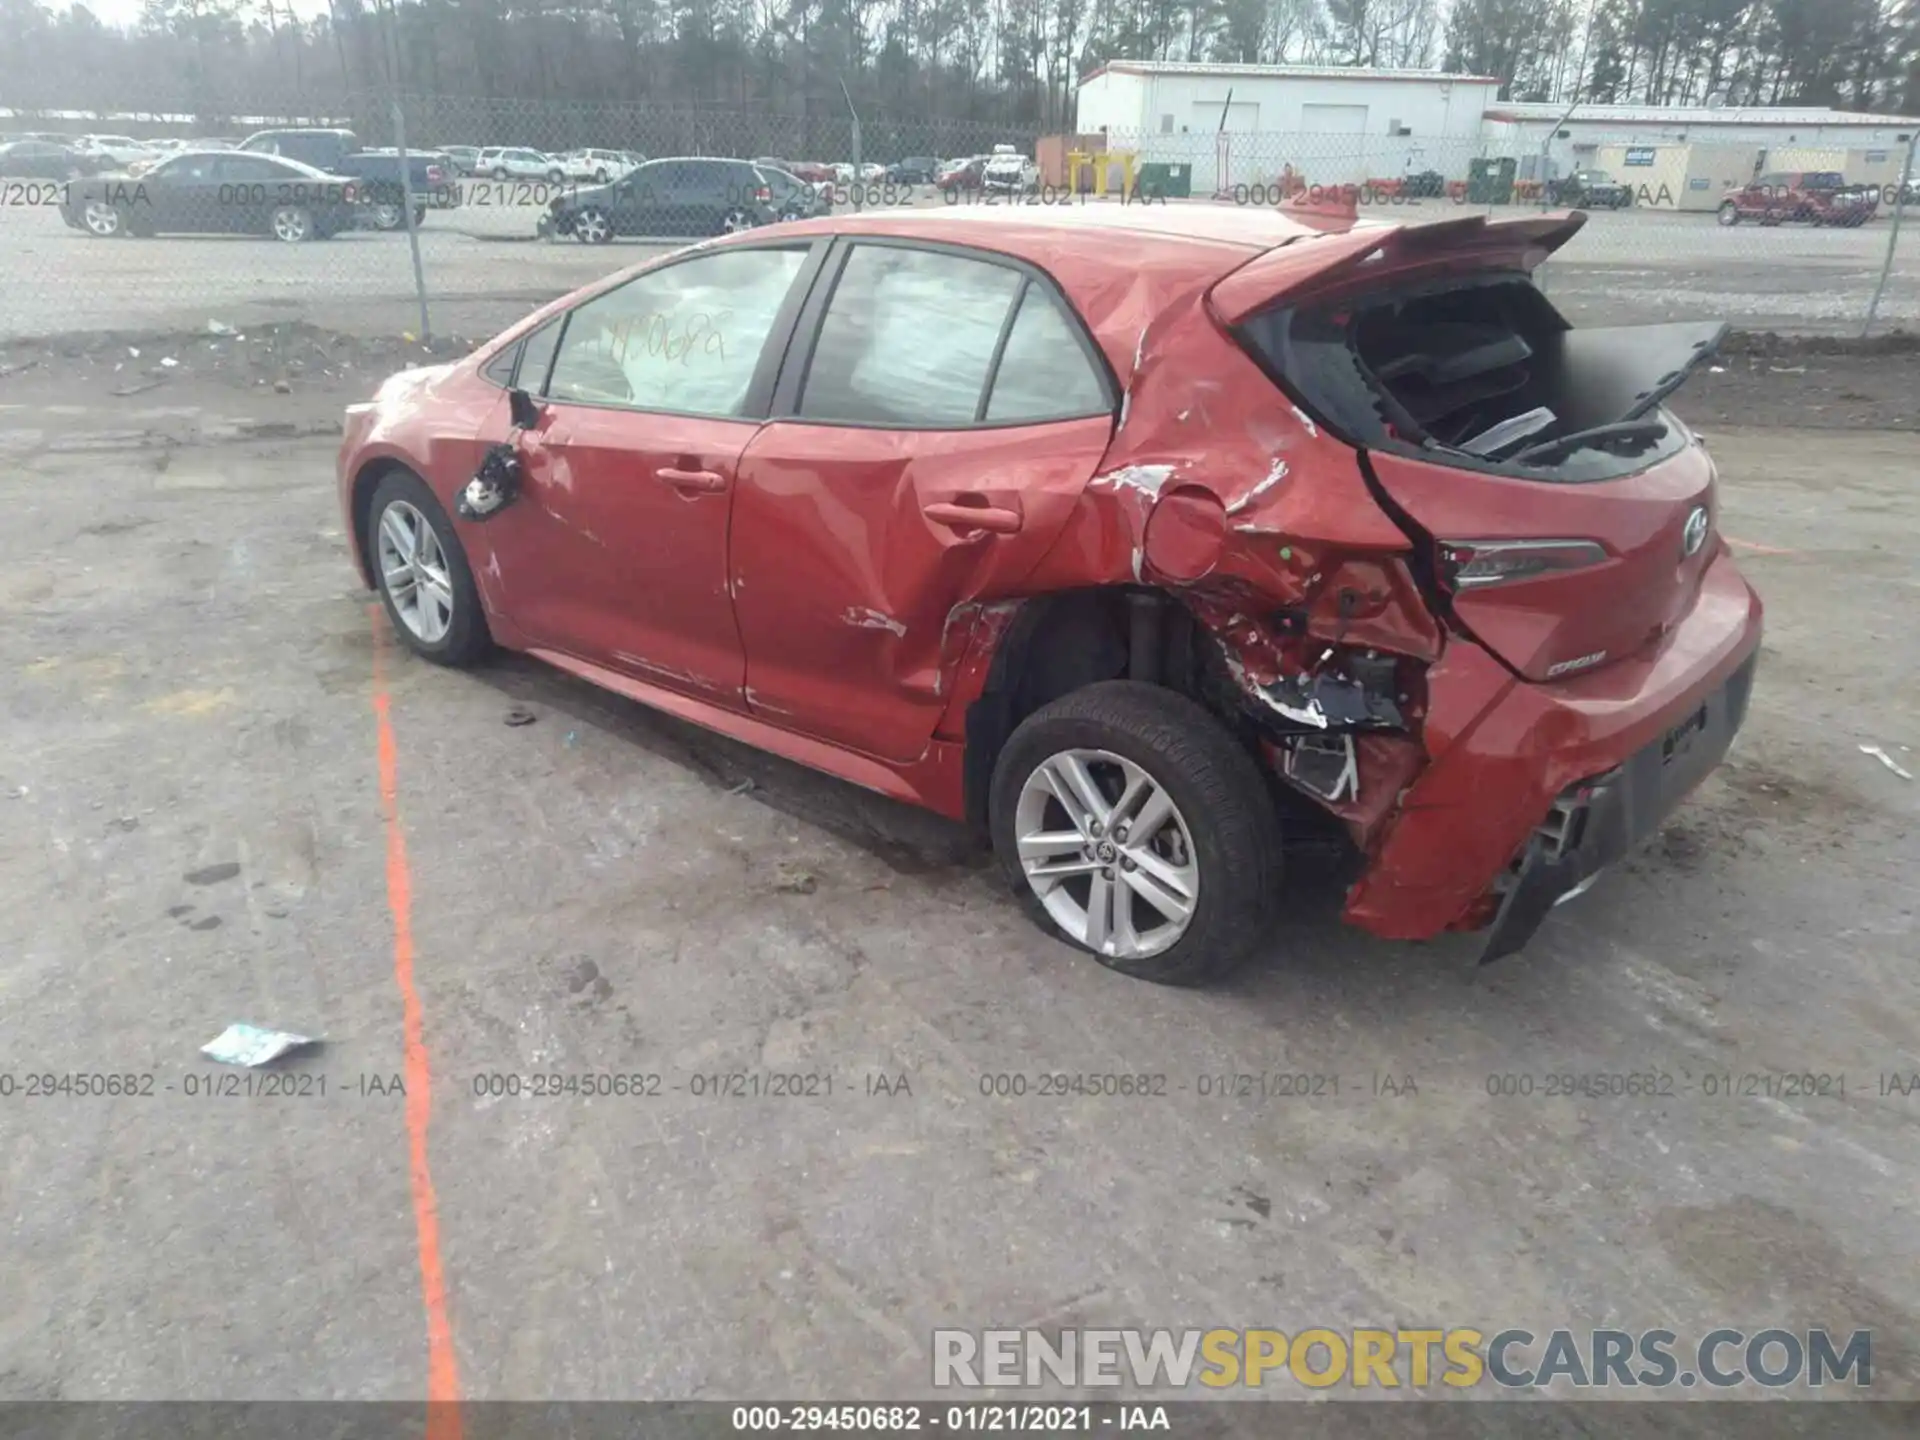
[380,11,431,342]
[1863,138,1916,339]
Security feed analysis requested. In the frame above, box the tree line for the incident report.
[1,0,1915,134]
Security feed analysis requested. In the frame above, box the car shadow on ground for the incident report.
[458,649,1508,995]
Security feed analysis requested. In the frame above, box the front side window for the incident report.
[544,247,807,416]
[798,245,1024,426]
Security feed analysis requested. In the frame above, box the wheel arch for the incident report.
[348,456,414,588]
[959,586,1220,833]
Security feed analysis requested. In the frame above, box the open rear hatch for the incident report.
[1220,213,1728,682]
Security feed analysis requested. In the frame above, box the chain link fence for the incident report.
[1,93,1915,345]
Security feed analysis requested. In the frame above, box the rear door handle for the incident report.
[924,500,1022,535]
[656,466,728,494]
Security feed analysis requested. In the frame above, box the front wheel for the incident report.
[81,199,127,236]
[1717,200,1739,226]
[368,470,490,667]
[573,205,613,243]
[989,681,1283,986]
[270,204,314,242]
[547,169,565,184]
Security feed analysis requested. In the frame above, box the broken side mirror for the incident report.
[457,442,523,521]
[508,386,541,430]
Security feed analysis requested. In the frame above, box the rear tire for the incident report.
[368,470,491,668]
[989,681,1283,986]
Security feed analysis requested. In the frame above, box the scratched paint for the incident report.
[1224,459,1290,516]
[842,607,908,637]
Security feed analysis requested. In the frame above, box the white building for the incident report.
[1074,60,1503,191]
[1071,63,1918,193]
[1476,103,1914,179]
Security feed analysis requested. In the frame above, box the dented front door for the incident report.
[730,419,1109,762]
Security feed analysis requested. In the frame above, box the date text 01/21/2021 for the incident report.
[729,1405,1167,1432]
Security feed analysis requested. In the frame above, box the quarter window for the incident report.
[984,284,1109,423]
[543,247,806,416]
[798,245,1023,426]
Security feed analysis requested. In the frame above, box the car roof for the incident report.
[756,205,1380,377]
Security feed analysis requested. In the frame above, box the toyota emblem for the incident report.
[1681,506,1710,558]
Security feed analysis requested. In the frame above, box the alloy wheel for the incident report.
[1013,748,1199,960]
[370,202,402,230]
[721,208,755,233]
[376,500,456,645]
[82,200,121,236]
[271,205,312,242]
[575,207,611,243]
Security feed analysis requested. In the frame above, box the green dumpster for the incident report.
[1467,156,1517,206]
[1135,161,1191,199]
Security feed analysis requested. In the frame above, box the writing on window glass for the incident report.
[596,310,732,368]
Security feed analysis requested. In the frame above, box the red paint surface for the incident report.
[338,204,1762,942]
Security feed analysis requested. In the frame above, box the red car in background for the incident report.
[338,205,1760,985]
[936,156,988,193]
[1718,170,1877,227]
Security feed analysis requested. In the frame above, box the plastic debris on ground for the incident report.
[1858,744,1914,781]
[201,1023,318,1067]
[504,707,537,727]
[207,320,237,336]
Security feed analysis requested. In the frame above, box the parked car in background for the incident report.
[61,149,361,240]
[338,204,1759,985]
[78,134,159,167]
[1718,170,1876,227]
[786,160,835,184]
[540,156,779,242]
[759,163,832,221]
[936,156,988,192]
[559,149,635,183]
[982,148,1038,195]
[482,147,564,182]
[240,128,455,230]
[885,156,941,185]
[1547,168,1632,209]
[442,145,482,175]
[0,138,104,179]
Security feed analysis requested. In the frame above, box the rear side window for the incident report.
[984,285,1110,423]
[798,246,1023,426]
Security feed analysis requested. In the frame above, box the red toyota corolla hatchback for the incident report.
[338,202,1761,985]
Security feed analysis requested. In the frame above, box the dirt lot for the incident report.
[1,331,1918,1428]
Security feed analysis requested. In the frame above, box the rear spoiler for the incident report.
[1211,211,1588,326]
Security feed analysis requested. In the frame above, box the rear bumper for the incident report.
[1341,547,1763,950]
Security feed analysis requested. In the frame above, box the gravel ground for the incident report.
[0,330,1917,1429]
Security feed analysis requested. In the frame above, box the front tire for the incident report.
[368,470,490,667]
[270,204,313,243]
[1717,200,1739,226]
[81,199,126,237]
[989,681,1283,986]
[573,205,613,243]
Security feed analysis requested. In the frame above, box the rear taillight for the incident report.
[342,182,359,204]
[756,185,771,203]
[1438,539,1609,590]
[426,165,444,184]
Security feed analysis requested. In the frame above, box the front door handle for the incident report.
[656,466,728,494]
[924,500,1022,535]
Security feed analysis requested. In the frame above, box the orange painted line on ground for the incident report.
[370,606,464,1440]
[1726,537,1797,556]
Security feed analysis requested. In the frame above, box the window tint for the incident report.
[984,285,1108,423]
[544,247,805,416]
[217,155,294,181]
[517,318,564,393]
[482,342,520,388]
[799,246,1023,426]
[157,154,220,181]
